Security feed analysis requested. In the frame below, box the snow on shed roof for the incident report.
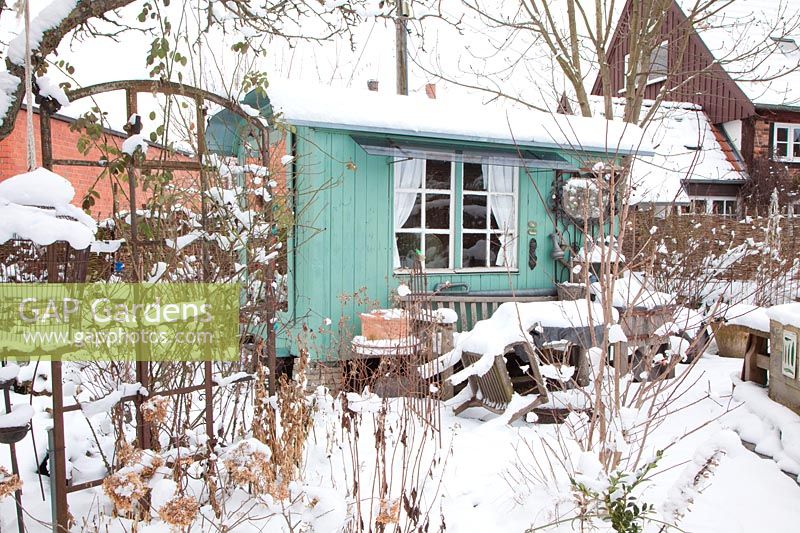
[585,96,745,205]
[676,0,800,107]
[267,79,651,156]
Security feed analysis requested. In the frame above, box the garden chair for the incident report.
[453,342,550,423]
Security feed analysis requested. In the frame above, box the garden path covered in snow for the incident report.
[1,353,798,531]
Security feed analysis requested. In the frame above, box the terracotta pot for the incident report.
[359,310,409,340]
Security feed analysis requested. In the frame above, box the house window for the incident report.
[394,159,454,269]
[690,199,707,214]
[393,159,518,270]
[461,163,517,268]
[711,199,736,216]
[691,198,736,216]
[773,123,800,162]
[648,41,669,83]
[624,40,668,87]
[782,330,797,379]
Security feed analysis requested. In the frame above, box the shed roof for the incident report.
[264,79,650,156]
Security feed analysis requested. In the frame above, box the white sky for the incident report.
[1,0,797,136]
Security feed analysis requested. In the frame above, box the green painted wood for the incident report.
[281,127,612,360]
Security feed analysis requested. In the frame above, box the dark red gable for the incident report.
[592,0,755,124]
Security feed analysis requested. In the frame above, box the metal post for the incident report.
[196,99,216,446]
[261,129,278,395]
[3,386,24,533]
[48,369,69,532]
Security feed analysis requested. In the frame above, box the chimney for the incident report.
[425,83,437,99]
[367,79,379,92]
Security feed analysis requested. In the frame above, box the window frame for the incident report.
[394,160,456,270]
[460,162,518,269]
[393,159,520,274]
[690,196,737,216]
[773,123,800,163]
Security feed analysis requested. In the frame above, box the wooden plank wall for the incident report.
[286,127,562,358]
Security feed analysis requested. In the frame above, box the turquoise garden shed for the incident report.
[206,81,648,360]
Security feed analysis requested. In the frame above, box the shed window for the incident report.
[394,159,518,270]
[773,123,800,162]
[783,330,797,379]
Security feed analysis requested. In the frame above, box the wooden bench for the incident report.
[403,294,555,333]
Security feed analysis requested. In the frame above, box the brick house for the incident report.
[591,0,800,214]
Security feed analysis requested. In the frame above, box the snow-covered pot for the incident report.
[556,282,588,301]
[0,402,33,445]
[359,309,409,340]
[617,304,675,344]
[711,323,749,358]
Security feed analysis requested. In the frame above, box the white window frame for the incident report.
[461,163,518,269]
[395,160,456,270]
[394,160,519,273]
[773,123,800,163]
[782,330,797,379]
[690,196,737,216]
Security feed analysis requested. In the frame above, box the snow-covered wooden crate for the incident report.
[766,303,800,415]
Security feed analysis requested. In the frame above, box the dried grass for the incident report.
[223,439,272,493]
[250,347,313,500]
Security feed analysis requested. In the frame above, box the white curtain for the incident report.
[482,164,517,267]
[393,158,425,268]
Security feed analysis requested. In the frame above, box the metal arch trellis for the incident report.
[33,79,277,531]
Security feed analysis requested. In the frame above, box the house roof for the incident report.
[586,96,746,205]
[264,79,651,156]
[676,0,800,107]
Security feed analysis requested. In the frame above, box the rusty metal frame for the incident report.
[39,79,274,531]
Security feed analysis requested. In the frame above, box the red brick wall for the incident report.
[0,109,133,217]
[0,109,288,220]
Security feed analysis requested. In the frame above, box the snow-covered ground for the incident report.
[1,352,798,532]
